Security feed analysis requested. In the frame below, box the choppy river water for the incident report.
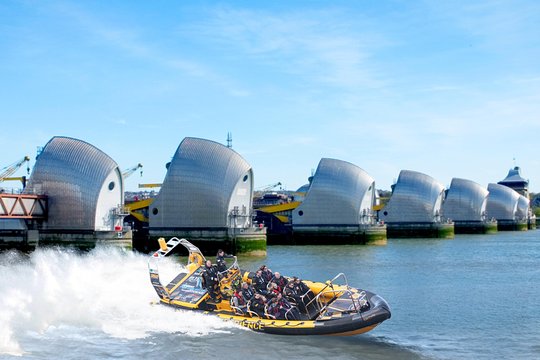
[1,230,539,359]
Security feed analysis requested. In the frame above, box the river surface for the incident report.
[0,230,539,359]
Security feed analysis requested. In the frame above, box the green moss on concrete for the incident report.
[364,228,388,245]
[437,224,455,239]
[516,222,528,231]
[484,223,498,234]
[234,237,266,256]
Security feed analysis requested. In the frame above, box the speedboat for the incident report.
[148,237,391,335]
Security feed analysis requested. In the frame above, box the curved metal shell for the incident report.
[442,178,488,221]
[380,170,445,223]
[485,183,519,220]
[292,158,375,226]
[149,137,253,228]
[516,195,530,220]
[24,136,123,230]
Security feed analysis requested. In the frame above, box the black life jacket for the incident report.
[241,286,254,302]
[254,275,267,291]
[203,266,218,285]
[261,270,273,282]
[284,285,297,297]
[272,276,288,290]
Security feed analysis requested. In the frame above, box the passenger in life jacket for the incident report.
[253,269,268,295]
[271,272,288,291]
[231,289,247,314]
[240,282,255,303]
[260,265,273,283]
[293,277,314,303]
[216,249,234,274]
[275,293,300,320]
[266,282,280,299]
[249,293,267,318]
[202,260,220,300]
[266,296,281,319]
[283,281,306,313]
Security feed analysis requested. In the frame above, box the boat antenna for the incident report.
[227,132,233,149]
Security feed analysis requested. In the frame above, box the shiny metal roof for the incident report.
[296,183,311,193]
[516,195,530,219]
[149,137,253,228]
[442,178,488,222]
[293,158,375,226]
[24,136,122,230]
[485,183,520,220]
[499,166,528,184]
[380,170,445,223]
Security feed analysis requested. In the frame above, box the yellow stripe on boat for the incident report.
[215,313,316,330]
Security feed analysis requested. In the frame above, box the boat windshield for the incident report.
[168,268,207,304]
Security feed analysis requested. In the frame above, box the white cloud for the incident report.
[191,7,389,91]
[44,2,249,98]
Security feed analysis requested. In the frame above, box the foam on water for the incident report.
[0,247,234,356]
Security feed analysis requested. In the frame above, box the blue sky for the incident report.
[1,0,539,192]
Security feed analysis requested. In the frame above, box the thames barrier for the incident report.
[0,136,536,254]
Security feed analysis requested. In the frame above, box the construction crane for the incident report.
[256,182,282,192]
[122,163,143,179]
[0,156,30,182]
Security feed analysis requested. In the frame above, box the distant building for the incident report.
[292,178,313,203]
[253,192,290,208]
[380,170,453,238]
[498,166,529,198]
[23,136,128,246]
[291,158,385,245]
[149,137,265,254]
[441,178,496,233]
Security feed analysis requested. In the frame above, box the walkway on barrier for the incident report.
[0,193,47,219]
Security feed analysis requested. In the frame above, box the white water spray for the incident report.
[0,247,234,356]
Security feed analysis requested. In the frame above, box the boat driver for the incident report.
[216,249,234,274]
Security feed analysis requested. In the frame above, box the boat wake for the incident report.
[0,247,234,356]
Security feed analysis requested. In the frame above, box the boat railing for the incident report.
[304,272,347,310]
[217,257,241,297]
[303,272,368,318]
[218,256,239,277]
[264,305,298,320]
[230,297,247,316]
[284,306,302,321]
[245,301,262,319]
[316,288,361,315]
[264,304,276,320]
